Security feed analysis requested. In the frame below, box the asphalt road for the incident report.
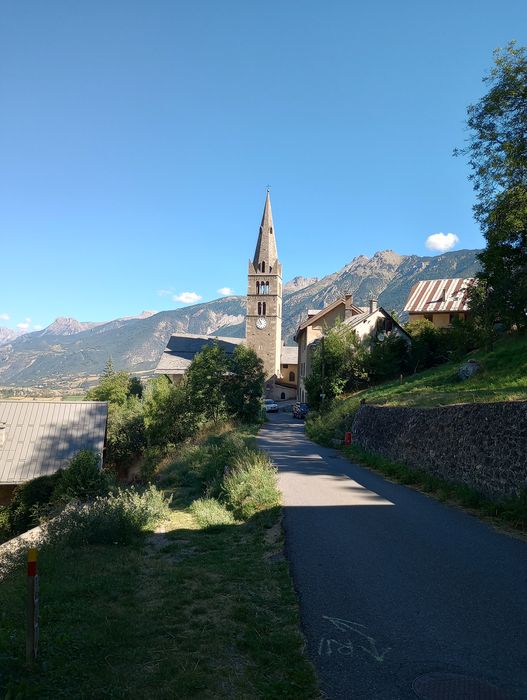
[258,411,527,700]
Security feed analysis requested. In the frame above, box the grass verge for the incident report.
[0,424,318,699]
[342,443,527,533]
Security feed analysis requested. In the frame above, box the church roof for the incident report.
[155,333,245,375]
[252,191,278,268]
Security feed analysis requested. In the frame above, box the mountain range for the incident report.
[0,249,480,388]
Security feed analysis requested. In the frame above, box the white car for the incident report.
[264,399,279,413]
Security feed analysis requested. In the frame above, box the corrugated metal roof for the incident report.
[155,333,246,374]
[404,278,475,313]
[0,401,108,485]
[280,346,298,365]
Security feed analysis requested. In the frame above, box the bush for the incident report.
[161,430,247,498]
[53,450,112,503]
[143,377,200,449]
[0,506,10,542]
[106,396,147,467]
[223,449,280,520]
[46,485,172,546]
[6,473,62,535]
[190,498,235,528]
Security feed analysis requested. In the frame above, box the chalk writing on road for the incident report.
[319,616,391,663]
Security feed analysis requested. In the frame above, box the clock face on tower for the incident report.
[256,317,267,330]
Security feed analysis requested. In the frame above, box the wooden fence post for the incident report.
[26,548,39,665]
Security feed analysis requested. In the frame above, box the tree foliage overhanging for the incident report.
[456,42,527,332]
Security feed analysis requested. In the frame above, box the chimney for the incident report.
[344,292,354,320]
[369,298,378,313]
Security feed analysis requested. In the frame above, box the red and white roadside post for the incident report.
[26,548,39,665]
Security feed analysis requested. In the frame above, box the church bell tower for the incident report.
[246,191,282,389]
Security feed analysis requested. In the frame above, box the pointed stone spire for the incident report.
[253,190,278,269]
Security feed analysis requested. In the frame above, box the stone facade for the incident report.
[246,191,284,397]
[351,402,527,499]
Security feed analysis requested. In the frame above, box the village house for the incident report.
[0,400,108,504]
[295,295,410,403]
[156,192,298,400]
[404,278,475,329]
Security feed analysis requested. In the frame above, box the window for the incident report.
[424,313,433,322]
[449,313,459,324]
[256,281,260,294]
[262,261,266,272]
[385,318,393,332]
[289,371,295,382]
[262,302,266,315]
[269,266,272,272]
[258,302,262,315]
[281,392,285,400]
[266,281,270,294]
[283,364,288,368]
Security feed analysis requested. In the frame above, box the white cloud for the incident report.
[425,232,460,253]
[158,289,174,297]
[33,324,43,330]
[217,287,234,296]
[173,291,202,304]
[0,313,9,321]
[17,322,30,330]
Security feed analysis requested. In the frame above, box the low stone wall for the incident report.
[0,525,43,580]
[351,401,527,499]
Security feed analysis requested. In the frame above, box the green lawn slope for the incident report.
[307,334,527,446]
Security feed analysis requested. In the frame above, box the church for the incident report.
[155,192,298,401]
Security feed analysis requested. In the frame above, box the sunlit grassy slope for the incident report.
[359,333,527,408]
[306,334,527,446]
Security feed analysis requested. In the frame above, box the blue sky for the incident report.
[1,1,526,331]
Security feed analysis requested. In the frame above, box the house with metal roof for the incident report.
[294,294,410,403]
[404,278,475,328]
[0,401,108,504]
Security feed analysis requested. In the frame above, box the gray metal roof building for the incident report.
[155,334,246,376]
[155,333,298,377]
[0,401,108,485]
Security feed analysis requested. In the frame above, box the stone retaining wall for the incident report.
[351,401,527,499]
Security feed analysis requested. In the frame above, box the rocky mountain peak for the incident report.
[0,327,22,345]
[41,317,97,336]
[284,276,318,294]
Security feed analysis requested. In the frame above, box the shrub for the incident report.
[53,450,112,503]
[6,473,62,535]
[190,498,235,528]
[143,376,200,449]
[46,485,172,546]
[161,431,247,497]
[223,449,280,520]
[106,396,147,467]
[0,506,10,542]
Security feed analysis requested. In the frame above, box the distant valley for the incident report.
[0,248,480,389]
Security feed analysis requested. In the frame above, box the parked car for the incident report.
[264,398,279,413]
[292,402,310,419]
